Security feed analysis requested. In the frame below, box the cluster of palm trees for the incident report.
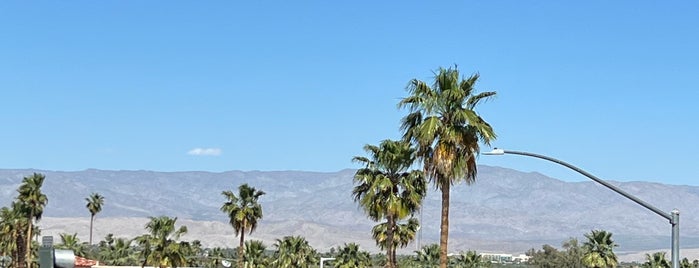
[0,173,48,268]
[353,66,497,268]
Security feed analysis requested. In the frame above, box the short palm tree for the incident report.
[353,139,426,268]
[86,192,105,245]
[99,235,136,266]
[451,250,490,268]
[272,235,318,268]
[582,230,618,268]
[371,217,420,253]
[220,183,265,268]
[56,233,86,257]
[135,216,190,268]
[399,66,497,268]
[243,240,269,268]
[414,243,441,267]
[333,243,372,268]
[17,173,49,268]
[643,252,671,268]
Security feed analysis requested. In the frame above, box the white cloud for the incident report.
[187,148,222,156]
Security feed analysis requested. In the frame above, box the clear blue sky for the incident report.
[1,1,697,185]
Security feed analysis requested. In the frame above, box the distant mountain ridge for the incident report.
[0,166,697,255]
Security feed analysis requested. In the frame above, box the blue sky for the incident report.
[1,1,697,185]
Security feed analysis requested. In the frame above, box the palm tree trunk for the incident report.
[238,232,244,268]
[15,230,26,268]
[386,215,395,268]
[25,219,32,268]
[439,182,450,268]
[89,214,94,245]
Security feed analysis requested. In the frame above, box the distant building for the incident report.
[479,252,530,264]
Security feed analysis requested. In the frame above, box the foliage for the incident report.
[97,234,138,266]
[371,217,420,251]
[332,243,372,268]
[55,233,87,257]
[582,230,618,268]
[451,250,491,268]
[0,203,29,267]
[221,183,265,268]
[561,238,585,268]
[527,244,564,268]
[135,216,190,268]
[399,66,497,268]
[642,252,671,268]
[526,238,586,268]
[413,243,441,267]
[272,235,317,268]
[353,139,426,268]
[243,240,268,268]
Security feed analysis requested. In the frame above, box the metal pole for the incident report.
[487,149,679,268]
[672,209,680,268]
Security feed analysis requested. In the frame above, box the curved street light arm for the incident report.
[503,150,672,222]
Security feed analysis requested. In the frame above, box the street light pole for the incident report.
[484,148,680,268]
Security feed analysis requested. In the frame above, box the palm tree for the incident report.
[582,230,618,268]
[16,173,48,268]
[135,216,190,268]
[398,66,497,268]
[353,139,426,268]
[0,204,28,267]
[56,233,87,257]
[272,235,318,268]
[451,250,490,268]
[85,192,105,245]
[98,235,136,266]
[643,252,671,268]
[243,240,268,268]
[371,217,420,255]
[333,243,372,268]
[220,183,265,268]
[414,243,441,267]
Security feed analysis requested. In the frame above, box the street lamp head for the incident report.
[483,148,505,155]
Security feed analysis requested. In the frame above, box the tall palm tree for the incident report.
[643,252,671,268]
[16,173,48,268]
[399,66,496,268]
[333,243,372,268]
[582,230,618,268]
[272,235,318,268]
[135,216,190,268]
[243,240,268,268]
[220,183,265,268]
[85,192,105,245]
[353,139,426,268]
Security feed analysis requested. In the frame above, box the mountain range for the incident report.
[1,166,696,259]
